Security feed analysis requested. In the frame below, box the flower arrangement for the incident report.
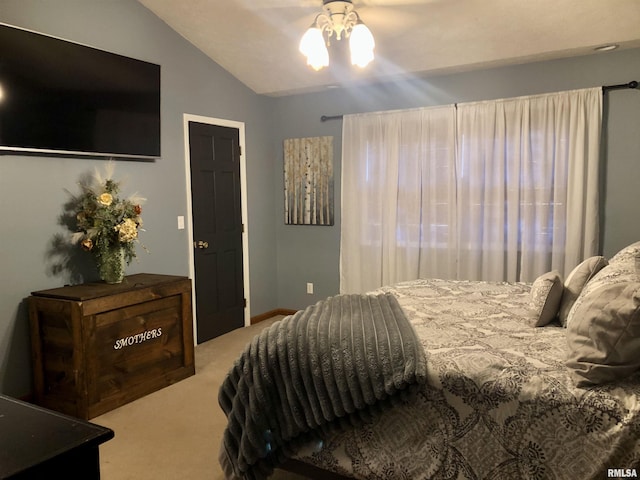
[70,162,146,281]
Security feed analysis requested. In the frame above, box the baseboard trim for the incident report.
[250,308,297,325]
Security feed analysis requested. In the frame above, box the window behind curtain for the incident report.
[340,88,602,294]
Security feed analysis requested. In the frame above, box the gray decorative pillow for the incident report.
[566,281,640,387]
[558,256,608,327]
[609,240,640,266]
[529,270,563,327]
[566,261,637,328]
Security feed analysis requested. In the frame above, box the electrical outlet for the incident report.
[306,282,314,294]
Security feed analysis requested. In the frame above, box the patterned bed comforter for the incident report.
[292,279,640,479]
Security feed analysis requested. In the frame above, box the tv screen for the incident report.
[0,23,160,159]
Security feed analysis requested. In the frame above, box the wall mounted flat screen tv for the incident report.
[0,23,160,160]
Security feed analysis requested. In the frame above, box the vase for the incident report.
[98,246,126,284]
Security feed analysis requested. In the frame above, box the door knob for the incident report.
[194,240,209,249]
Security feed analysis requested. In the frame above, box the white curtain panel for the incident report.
[340,106,457,294]
[340,88,602,294]
[455,88,602,282]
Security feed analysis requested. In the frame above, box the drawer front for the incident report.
[88,295,188,407]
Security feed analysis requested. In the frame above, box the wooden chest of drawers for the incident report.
[28,273,195,420]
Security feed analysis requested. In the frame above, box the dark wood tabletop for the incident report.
[0,394,114,479]
[30,273,188,301]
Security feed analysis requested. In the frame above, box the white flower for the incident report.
[115,218,139,243]
[98,193,113,206]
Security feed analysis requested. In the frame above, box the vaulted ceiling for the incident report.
[137,0,640,97]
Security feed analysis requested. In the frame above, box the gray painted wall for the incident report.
[273,49,640,309]
[0,0,278,396]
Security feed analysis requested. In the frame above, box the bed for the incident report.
[219,241,640,480]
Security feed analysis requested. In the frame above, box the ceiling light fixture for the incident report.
[299,0,375,71]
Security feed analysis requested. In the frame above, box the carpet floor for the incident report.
[95,316,308,480]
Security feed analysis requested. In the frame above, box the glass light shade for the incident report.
[299,27,329,71]
[349,22,375,68]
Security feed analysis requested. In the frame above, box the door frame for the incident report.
[182,113,251,343]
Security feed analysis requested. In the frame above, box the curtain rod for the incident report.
[320,115,343,122]
[320,81,639,121]
[602,80,638,92]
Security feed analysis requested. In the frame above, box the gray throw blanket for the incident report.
[218,293,428,480]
